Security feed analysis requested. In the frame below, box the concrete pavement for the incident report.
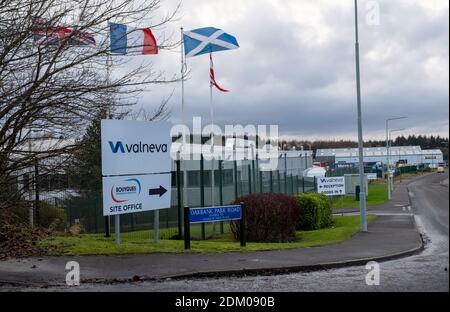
[333,173,430,215]
[0,175,430,289]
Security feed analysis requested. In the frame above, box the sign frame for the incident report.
[101,120,172,176]
[317,176,346,196]
[189,205,242,224]
[102,173,171,216]
[184,204,246,249]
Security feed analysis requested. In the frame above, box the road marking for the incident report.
[333,212,413,216]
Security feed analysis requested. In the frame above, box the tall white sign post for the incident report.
[101,120,172,245]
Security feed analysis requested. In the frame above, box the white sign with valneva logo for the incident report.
[317,177,346,196]
[101,120,172,176]
[102,174,171,216]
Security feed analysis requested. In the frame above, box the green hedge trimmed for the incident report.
[296,193,333,230]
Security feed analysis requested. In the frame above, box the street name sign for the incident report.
[102,173,171,216]
[317,177,346,196]
[101,120,172,176]
[189,205,242,224]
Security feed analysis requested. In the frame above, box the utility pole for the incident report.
[389,128,405,191]
[354,0,367,232]
[385,117,407,200]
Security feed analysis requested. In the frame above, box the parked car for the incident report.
[437,166,445,173]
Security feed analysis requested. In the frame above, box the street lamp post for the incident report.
[354,0,367,232]
[385,117,407,199]
[389,128,405,191]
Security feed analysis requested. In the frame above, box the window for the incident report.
[222,169,234,186]
[187,171,200,187]
[203,171,211,187]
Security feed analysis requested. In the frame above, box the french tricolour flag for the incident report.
[109,22,158,55]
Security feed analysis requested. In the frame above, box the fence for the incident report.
[326,167,383,178]
[26,157,317,241]
[13,159,426,242]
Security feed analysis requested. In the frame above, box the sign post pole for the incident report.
[104,217,110,237]
[115,215,120,245]
[184,206,190,250]
[240,202,246,247]
[154,210,159,243]
[176,157,182,238]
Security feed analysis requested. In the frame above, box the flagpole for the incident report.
[209,53,216,211]
[180,27,189,211]
[105,45,119,243]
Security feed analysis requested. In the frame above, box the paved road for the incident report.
[2,173,448,292]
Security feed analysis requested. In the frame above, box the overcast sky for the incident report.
[130,0,449,141]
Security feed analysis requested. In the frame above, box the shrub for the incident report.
[0,222,46,259]
[67,224,83,236]
[296,193,333,230]
[230,193,300,243]
[38,202,66,231]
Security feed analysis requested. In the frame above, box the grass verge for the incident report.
[332,184,388,209]
[39,215,376,255]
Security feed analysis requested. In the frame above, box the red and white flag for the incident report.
[32,18,96,47]
[209,53,229,92]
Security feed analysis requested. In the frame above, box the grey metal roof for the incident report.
[316,146,441,157]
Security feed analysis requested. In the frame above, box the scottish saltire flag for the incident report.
[210,53,228,92]
[109,23,157,55]
[183,27,239,58]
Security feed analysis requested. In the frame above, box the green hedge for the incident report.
[296,193,333,230]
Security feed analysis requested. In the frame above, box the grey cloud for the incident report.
[136,0,449,140]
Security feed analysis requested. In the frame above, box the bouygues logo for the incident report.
[110,179,142,203]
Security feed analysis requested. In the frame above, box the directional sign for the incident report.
[149,185,168,197]
[317,177,346,196]
[189,205,242,224]
[101,120,172,176]
[367,173,378,180]
[102,173,171,216]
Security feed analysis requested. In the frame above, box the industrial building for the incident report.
[315,146,444,167]
[169,140,314,207]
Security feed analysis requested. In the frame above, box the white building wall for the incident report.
[318,146,443,166]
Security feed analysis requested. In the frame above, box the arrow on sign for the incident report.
[149,185,167,197]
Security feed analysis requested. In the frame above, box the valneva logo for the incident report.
[111,178,142,203]
[320,177,343,183]
[108,141,168,154]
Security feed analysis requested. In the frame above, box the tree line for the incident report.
[280,135,449,160]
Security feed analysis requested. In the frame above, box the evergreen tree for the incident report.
[69,111,106,196]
